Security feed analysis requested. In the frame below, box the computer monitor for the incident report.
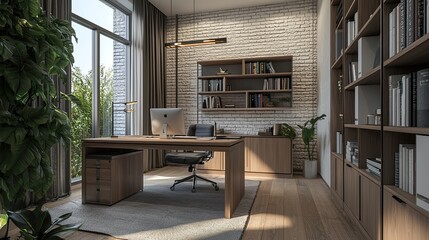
[150,108,186,138]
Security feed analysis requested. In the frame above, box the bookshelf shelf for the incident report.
[200,107,291,112]
[355,165,381,186]
[198,72,292,80]
[345,0,358,20]
[384,34,429,67]
[358,6,381,37]
[197,56,293,111]
[331,55,343,69]
[344,65,381,89]
[383,126,429,135]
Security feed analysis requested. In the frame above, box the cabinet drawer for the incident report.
[86,182,112,204]
[86,158,111,169]
[85,168,111,182]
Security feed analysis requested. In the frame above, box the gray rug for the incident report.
[49,175,259,240]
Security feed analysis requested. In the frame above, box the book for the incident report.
[416,68,429,127]
[358,36,379,78]
[416,0,425,39]
[389,7,397,57]
[335,29,343,59]
[406,0,415,46]
[416,135,429,211]
[427,0,429,34]
[400,0,406,51]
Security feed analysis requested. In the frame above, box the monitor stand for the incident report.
[160,123,168,138]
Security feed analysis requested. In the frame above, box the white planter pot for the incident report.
[304,160,317,178]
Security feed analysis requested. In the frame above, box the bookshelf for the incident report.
[197,56,293,111]
[331,0,382,239]
[331,0,429,239]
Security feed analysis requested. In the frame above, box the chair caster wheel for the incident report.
[213,184,219,191]
[192,188,196,193]
[170,186,175,191]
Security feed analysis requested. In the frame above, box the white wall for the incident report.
[317,0,331,185]
[165,1,319,172]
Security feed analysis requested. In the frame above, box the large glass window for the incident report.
[71,0,131,181]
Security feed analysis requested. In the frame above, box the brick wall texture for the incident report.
[165,1,318,172]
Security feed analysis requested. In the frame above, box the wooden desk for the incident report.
[81,136,245,219]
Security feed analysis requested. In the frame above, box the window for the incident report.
[71,0,131,181]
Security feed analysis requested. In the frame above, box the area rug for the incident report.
[49,175,259,240]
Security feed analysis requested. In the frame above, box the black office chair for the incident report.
[165,124,219,193]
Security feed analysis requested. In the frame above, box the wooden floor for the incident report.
[43,166,366,240]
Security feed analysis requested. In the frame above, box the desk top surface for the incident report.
[82,135,243,148]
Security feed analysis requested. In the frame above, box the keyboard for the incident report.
[172,136,198,139]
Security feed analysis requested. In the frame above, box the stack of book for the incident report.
[366,157,381,177]
[388,0,429,58]
[395,143,416,195]
[262,77,292,90]
[245,61,275,74]
[346,141,358,165]
[388,68,429,127]
[346,12,358,46]
[202,79,223,92]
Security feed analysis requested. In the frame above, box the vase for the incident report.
[304,160,317,178]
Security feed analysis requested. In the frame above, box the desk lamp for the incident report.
[111,101,137,137]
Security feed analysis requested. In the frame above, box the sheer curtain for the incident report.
[132,0,167,171]
[39,0,72,199]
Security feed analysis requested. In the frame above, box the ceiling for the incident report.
[148,0,288,16]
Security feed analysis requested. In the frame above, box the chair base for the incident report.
[170,167,219,193]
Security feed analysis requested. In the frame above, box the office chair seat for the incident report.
[165,124,219,193]
[165,152,208,165]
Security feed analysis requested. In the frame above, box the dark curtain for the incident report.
[132,0,167,171]
[39,0,72,199]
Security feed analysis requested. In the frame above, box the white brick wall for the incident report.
[165,1,318,172]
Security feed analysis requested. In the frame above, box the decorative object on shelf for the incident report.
[111,101,138,137]
[298,114,326,178]
[216,67,229,75]
[7,206,81,240]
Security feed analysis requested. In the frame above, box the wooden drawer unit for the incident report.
[84,151,143,205]
[245,136,292,174]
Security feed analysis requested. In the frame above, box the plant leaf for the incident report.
[0,213,7,229]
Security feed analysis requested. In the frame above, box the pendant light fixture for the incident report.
[165,0,227,48]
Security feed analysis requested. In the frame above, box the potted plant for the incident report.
[7,206,81,240]
[298,114,326,178]
[279,123,297,141]
[0,0,76,237]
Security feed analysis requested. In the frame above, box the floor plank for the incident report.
[37,167,366,240]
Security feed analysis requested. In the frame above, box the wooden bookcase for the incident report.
[331,0,429,239]
[197,56,293,111]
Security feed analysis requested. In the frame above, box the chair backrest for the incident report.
[187,124,214,137]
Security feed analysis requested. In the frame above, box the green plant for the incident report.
[298,114,326,161]
[7,206,81,240]
[0,0,75,213]
[279,123,297,140]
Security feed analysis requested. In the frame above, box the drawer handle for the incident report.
[96,188,100,191]
[96,177,100,180]
[346,164,352,168]
[392,195,406,205]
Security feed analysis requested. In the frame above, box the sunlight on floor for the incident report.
[246,213,294,229]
